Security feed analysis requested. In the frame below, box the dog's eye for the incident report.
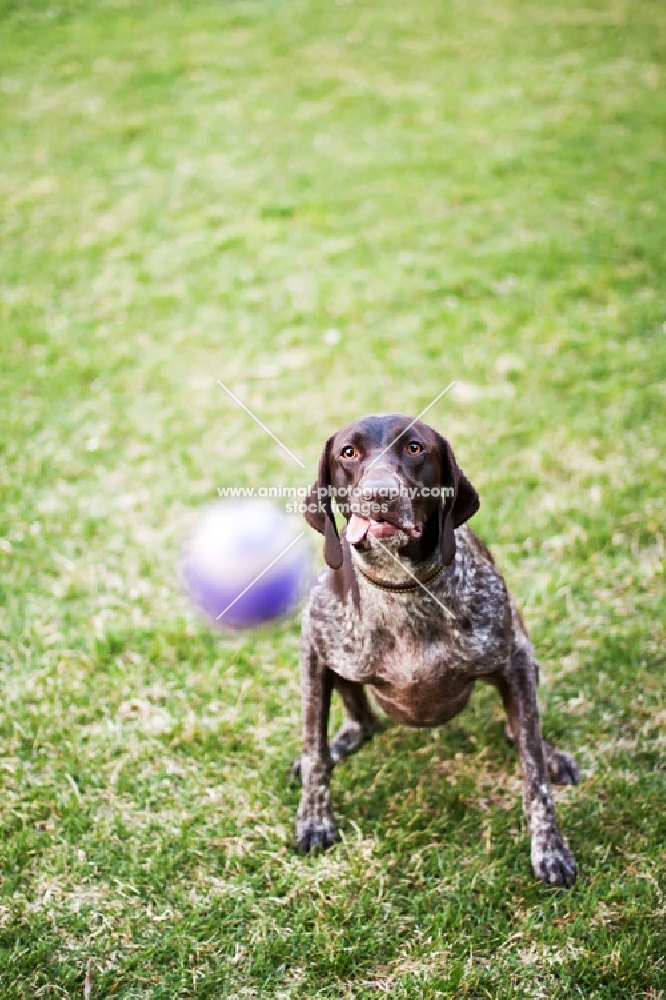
[407,441,423,454]
[341,445,358,459]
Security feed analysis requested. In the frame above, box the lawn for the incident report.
[0,0,665,996]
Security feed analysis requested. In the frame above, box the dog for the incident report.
[293,413,579,887]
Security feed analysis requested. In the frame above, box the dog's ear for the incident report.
[304,435,343,570]
[436,433,480,565]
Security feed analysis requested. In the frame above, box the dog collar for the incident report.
[355,558,447,593]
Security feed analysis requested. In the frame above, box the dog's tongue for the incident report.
[347,514,371,545]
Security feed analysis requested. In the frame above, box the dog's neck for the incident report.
[349,535,446,590]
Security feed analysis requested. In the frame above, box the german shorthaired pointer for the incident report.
[293,414,579,887]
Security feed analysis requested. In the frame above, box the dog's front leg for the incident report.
[295,642,338,853]
[497,648,577,887]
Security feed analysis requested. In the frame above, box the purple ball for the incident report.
[183,500,312,629]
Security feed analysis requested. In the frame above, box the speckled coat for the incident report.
[293,415,579,888]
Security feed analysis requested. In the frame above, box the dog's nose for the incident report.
[358,474,402,502]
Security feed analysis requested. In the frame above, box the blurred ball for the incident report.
[183,500,312,629]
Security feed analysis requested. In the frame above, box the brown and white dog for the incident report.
[293,413,579,887]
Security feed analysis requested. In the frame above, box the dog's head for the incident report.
[304,414,479,570]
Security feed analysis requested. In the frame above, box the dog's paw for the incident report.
[329,722,367,764]
[532,830,577,888]
[295,812,338,854]
[545,744,580,786]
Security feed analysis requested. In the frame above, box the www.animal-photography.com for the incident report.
[1,1,664,998]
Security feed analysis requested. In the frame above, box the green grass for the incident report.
[1,0,665,996]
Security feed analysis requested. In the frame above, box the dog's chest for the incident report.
[317,578,510,688]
